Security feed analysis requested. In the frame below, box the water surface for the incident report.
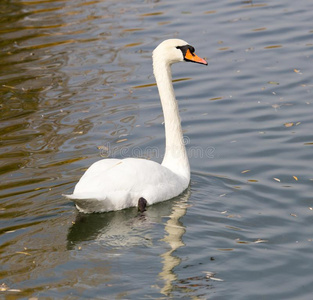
[1,0,313,298]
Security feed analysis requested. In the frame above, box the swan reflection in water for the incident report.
[158,189,190,295]
[67,189,190,295]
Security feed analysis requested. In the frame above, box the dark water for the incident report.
[1,0,313,298]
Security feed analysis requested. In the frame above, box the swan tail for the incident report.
[63,193,106,200]
[63,193,110,213]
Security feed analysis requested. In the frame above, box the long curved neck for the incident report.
[153,60,190,180]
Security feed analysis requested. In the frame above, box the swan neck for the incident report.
[153,60,190,180]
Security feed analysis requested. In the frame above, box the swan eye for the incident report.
[176,45,194,55]
[176,45,207,65]
[176,45,197,59]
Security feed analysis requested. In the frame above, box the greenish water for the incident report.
[1,0,313,298]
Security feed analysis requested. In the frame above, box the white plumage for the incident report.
[65,39,207,213]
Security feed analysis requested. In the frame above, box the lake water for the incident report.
[1,0,313,299]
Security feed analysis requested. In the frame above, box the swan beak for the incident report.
[185,49,208,65]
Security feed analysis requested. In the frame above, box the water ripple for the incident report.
[1,0,313,298]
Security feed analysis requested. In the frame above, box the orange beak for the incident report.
[185,48,208,65]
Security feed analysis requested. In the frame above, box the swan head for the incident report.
[153,39,208,66]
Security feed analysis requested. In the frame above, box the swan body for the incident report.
[66,39,207,213]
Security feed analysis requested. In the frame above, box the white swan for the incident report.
[65,39,207,213]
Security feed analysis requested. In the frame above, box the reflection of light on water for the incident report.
[159,190,190,296]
